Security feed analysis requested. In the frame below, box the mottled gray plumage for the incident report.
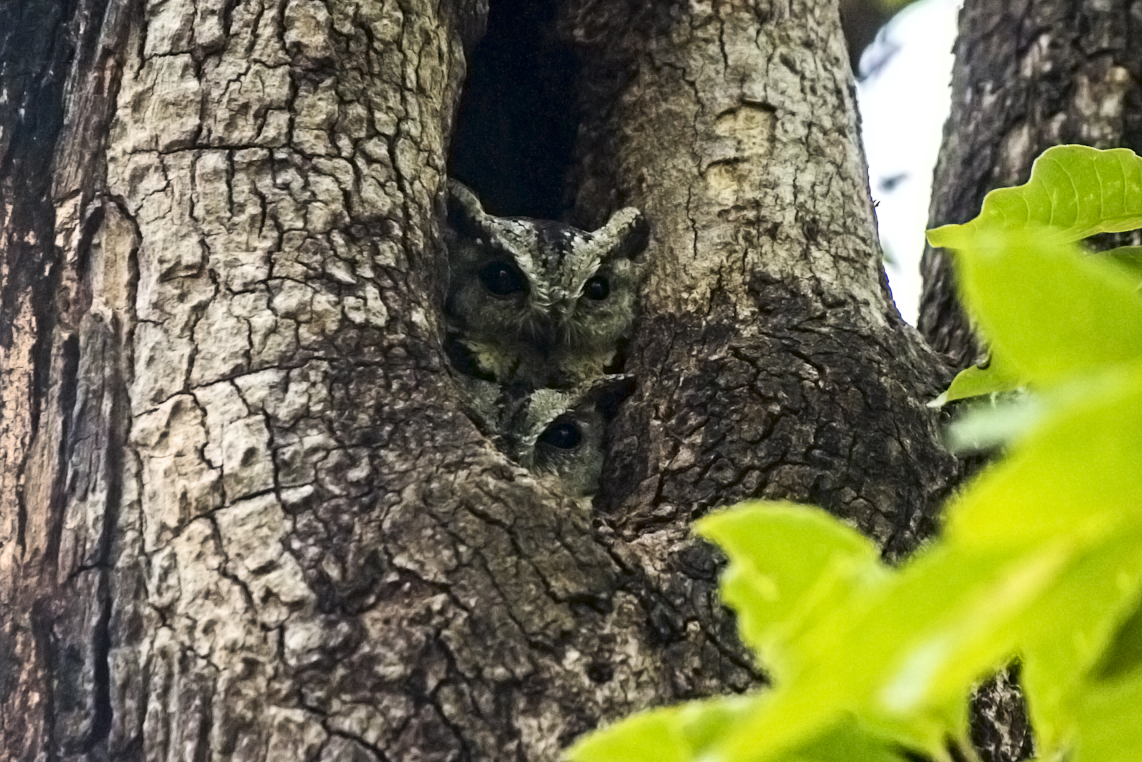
[460,374,636,498]
[444,180,649,387]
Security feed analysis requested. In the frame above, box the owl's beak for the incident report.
[534,321,560,350]
[550,305,582,348]
[521,310,559,350]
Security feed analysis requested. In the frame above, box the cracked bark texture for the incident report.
[557,0,973,751]
[566,1,958,572]
[920,0,1142,368]
[0,0,969,761]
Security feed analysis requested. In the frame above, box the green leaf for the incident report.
[565,706,688,762]
[779,715,914,762]
[565,696,755,762]
[931,352,1024,407]
[1073,669,1142,762]
[954,229,1142,386]
[567,702,915,762]
[945,363,1142,549]
[1018,527,1142,751]
[944,395,1043,454]
[927,145,1142,249]
[706,543,1070,762]
[1100,245,1142,282]
[695,503,888,678]
[872,547,1070,720]
[1092,594,1142,681]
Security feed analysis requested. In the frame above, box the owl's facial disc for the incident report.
[478,260,528,298]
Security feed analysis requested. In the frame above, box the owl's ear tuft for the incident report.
[585,374,637,417]
[596,208,650,262]
[447,179,490,239]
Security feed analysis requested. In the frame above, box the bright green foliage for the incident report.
[951,229,1142,385]
[927,145,1142,249]
[1076,671,1142,762]
[567,145,1142,762]
[930,352,1022,406]
[942,395,1042,453]
[565,697,748,762]
[1019,526,1142,751]
[1103,245,1142,281]
[697,503,888,675]
[930,145,1142,403]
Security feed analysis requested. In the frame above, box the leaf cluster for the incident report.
[569,145,1142,762]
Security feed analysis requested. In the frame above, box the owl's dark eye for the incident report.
[584,275,610,301]
[479,261,527,297]
[539,421,582,450]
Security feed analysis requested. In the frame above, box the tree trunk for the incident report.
[0,0,962,760]
[0,0,79,756]
[567,0,960,553]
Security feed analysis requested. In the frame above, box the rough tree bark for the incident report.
[0,0,963,761]
[563,0,961,691]
[567,1,959,552]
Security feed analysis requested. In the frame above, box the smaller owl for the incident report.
[444,180,649,388]
[459,374,636,498]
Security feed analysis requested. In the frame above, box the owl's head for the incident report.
[444,180,650,355]
[507,374,637,498]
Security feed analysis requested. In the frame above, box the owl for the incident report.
[444,180,649,388]
[459,374,636,498]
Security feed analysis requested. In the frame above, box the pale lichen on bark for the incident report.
[41,0,689,758]
[91,0,465,755]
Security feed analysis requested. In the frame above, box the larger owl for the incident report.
[461,374,636,498]
[444,180,649,388]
